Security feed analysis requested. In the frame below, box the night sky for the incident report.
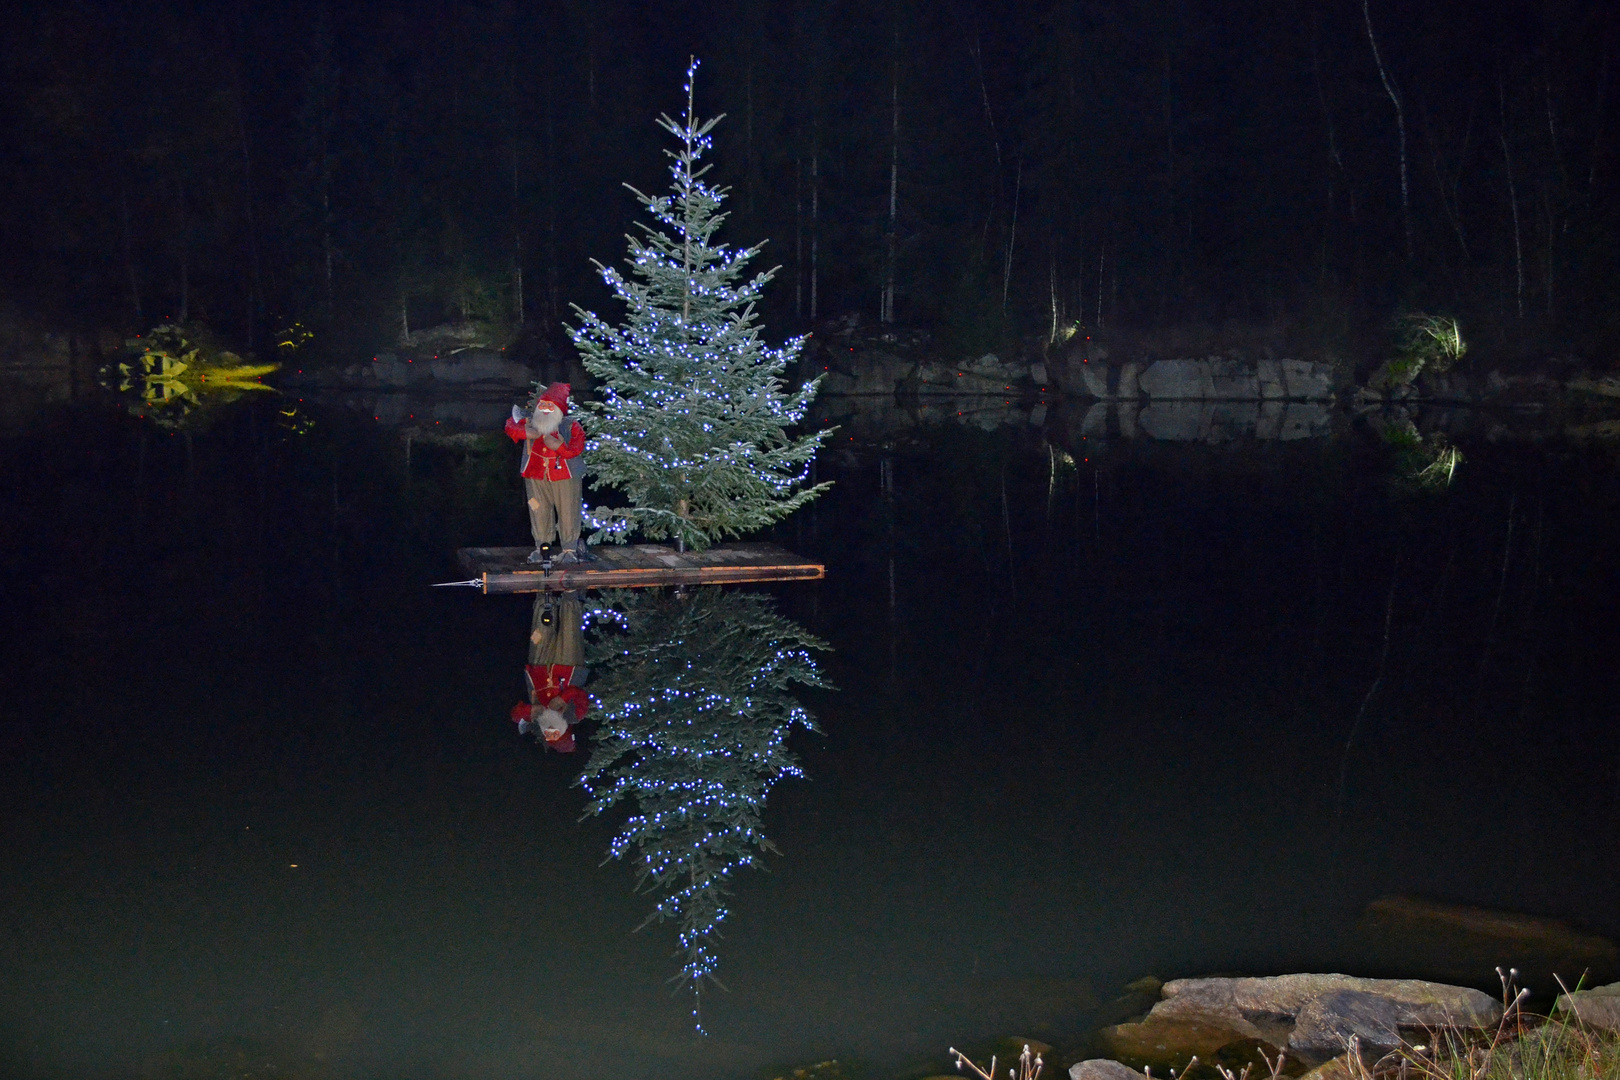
[3,0,1616,362]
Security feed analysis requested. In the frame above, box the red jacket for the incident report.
[523,664,590,719]
[511,667,589,754]
[504,416,584,481]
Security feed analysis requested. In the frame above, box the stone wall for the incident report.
[1051,355,1338,402]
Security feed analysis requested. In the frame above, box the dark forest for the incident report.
[4,0,1616,365]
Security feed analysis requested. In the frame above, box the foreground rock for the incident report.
[1554,982,1620,1031]
[1070,1059,1151,1080]
[1099,974,1501,1071]
[1348,896,1619,992]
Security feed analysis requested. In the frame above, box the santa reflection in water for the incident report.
[511,590,590,753]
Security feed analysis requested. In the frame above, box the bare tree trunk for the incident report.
[1588,41,1610,200]
[1097,242,1105,328]
[1163,45,1177,302]
[176,181,189,324]
[1419,97,1472,261]
[322,184,334,309]
[882,33,898,324]
[1363,0,1413,260]
[795,153,803,321]
[970,37,1002,260]
[1048,252,1060,342]
[745,53,755,218]
[1542,186,1555,318]
[1543,76,1563,319]
[810,132,819,323]
[1500,79,1525,321]
[236,73,262,350]
[1002,158,1021,313]
[544,63,559,329]
[119,178,142,322]
[511,142,523,323]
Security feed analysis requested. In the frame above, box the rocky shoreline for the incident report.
[889,896,1620,1080]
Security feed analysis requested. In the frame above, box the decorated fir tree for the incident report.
[570,60,831,552]
[578,588,827,1031]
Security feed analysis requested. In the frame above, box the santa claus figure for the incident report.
[504,381,586,564]
[512,590,590,753]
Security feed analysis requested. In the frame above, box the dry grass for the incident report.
[1349,972,1620,1080]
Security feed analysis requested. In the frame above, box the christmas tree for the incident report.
[578,587,827,1032]
[570,60,831,552]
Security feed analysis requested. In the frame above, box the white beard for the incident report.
[536,707,568,740]
[530,407,563,437]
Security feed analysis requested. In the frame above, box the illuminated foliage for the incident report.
[578,587,827,1031]
[569,61,832,552]
[111,323,278,429]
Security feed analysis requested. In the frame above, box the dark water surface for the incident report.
[3,401,1620,1080]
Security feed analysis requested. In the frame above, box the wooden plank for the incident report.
[454,541,824,594]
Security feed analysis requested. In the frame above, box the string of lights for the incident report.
[565,58,833,552]
[577,587,829,1031]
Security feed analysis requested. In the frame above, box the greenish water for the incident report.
[2,399,1618,1079]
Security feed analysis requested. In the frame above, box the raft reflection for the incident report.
[574,587,828,1030]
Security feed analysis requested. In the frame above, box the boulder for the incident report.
[1156,973,1501,1033]
[1349,895,1619,991]
[1416,371,1481,404]
[1104,974,1502,1071]
[1568,374,1620,399]
[1287,991,1403,1062]
[1278,403,1333,440]
[1207,402,1259,442]
[1297,1055,1357,1080]
[1140,359,1216,399]
[1117,402,1139,438]
[1554,982,1620,1031]
[1257,360,1287,400]
[1099,1013,1279,1074]
[1080,402,1109,437]
[426,348,531,385]
[1079,359,1111,399]
[1119,361,1144,400]
[1256,401,1285,440]
[822,349,909,395]
[1280,361,1335,401]
[1071,1060,1150,1080]
[1138,401,1211,441]
[1207,359,1260,399]
[1094,977,1165,1028]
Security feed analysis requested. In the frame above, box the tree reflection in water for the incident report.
[577,587,828,1032]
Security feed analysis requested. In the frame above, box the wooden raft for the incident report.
[455,542,825,594]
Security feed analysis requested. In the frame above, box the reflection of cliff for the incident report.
[578,588,827,1031]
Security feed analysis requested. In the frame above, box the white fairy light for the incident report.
[577,589,828,1020]
[561,58,834,552]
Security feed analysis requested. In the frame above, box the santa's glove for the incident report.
[511,404,525,422]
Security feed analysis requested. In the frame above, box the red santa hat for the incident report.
[536,382,571,414]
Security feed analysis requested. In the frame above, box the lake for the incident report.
[2,396,1618,1080]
